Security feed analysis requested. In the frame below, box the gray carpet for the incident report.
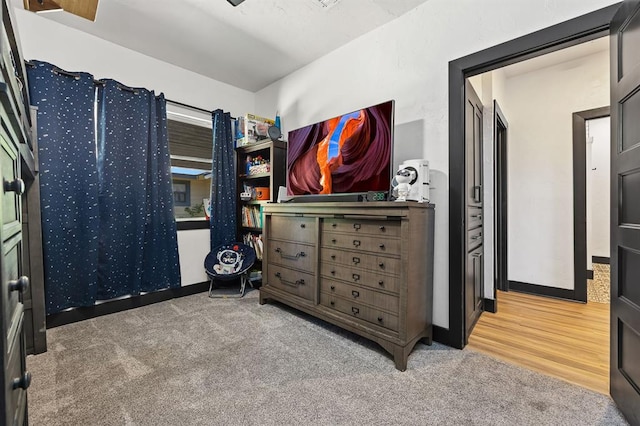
[28,290,627,426]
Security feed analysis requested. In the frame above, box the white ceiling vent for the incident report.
[309,0,341,9]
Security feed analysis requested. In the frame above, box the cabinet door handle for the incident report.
[471,214,482,219]
[330,300,335,306]
[352,257,360,265]
[4,178,25,195]
[330,285,335,291]
[300,223,306,228]
[12,372,31,390]
[331,254,336,260]
[352,273,360,282]
[379,226,385,232]
[378,280,384,287]
[332,223,337,228]
[351,307,360,315]
[379,244,385,250]
[377,316,384,323]
[353,223,361,230]
[378,262,385,269]
[353,240,361,247]
[330,270,336,275]
[332,239,337,244]
[351,290,359,298]
[471,234,482,240]
[8,276,29,293]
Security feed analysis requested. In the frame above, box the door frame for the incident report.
[446,3,621,349]
[494,100,508,297]
[573,106,611,303]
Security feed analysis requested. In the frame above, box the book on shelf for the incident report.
[241,204,263,228]
[242,232,263,260]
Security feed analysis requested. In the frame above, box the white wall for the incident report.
[505,50,609,290]
[587,116,611,261]
[16,9,256,286]
[254,0,618,328]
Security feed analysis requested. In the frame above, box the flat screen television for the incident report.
[286,100,394,200]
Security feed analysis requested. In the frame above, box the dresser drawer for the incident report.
[321,248,401,276]
[322,232,400,255]
[467,207,482,230]
[266,264,315,301]
[320,262,399,294]
[266,240,315,272]
[320,293,399,332]
[269,215,315,244]
[322,218,400,238]
[1,134,20,229]
[321,279,398,313]
[2,235,23,348]
[6,315,28,426]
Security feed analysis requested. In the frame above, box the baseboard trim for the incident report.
[46,282,209,328]
[587,269,594,280]
[483,298,497,313]
[508,280,579,302]
[592,256,610,264]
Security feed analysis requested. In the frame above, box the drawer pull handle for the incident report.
[351,290,359,298]
[352,257,360,265]
[12,371,31,390]
[379,244,385,250]
[332,239,337,244]
[351,307,360,315]
[377,316,384,322]
[330,285,335,291]
[274,272,305,287]
[4,178,25,195]
[275,248,306,260]
[378,280,384,287]
[331,255,336,260]
[331,270,336,275]
[378,262,385,269]
[353,223,361,230]
[352,273,360,282]
[353,240,361,247]
[8,276,29,293]
[330,300,335,306]
[471,234,482,240]
[379,226,386,232]
[332,223,337,228]
[471,214,482,219]
[300,223,306,228]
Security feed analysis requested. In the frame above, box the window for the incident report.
[171,167,211,219]
[172,180,190,206]
[167,106,213,223]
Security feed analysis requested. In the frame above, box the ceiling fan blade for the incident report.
[24,0,62,13]
[24,0,99,21]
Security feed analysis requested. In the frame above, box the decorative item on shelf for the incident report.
[255,187,270,201]
[240,192,252,201]
[236,114,275,146]
[248,155,270,175]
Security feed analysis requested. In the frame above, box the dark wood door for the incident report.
[610,1,640,423]
[465,80,483,341]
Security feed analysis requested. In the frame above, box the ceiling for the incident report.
[501,36,609,78]
[14,0,429,92]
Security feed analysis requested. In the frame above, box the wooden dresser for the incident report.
[260,201,434,371]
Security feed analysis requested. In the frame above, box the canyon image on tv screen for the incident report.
[287,100,394,197]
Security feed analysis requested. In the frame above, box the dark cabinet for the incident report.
[1,0,41,424]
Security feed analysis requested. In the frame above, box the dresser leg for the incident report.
[393,345,409,372]
[259,292,267,305]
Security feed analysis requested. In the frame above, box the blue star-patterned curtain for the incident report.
[27,62,180,313]
[210,109,236,250]
[27,61,100,314]
[96,80,180,300]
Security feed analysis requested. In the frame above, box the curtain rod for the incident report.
[166,99,236,120]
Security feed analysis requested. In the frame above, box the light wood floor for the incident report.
[467,290,610,394]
